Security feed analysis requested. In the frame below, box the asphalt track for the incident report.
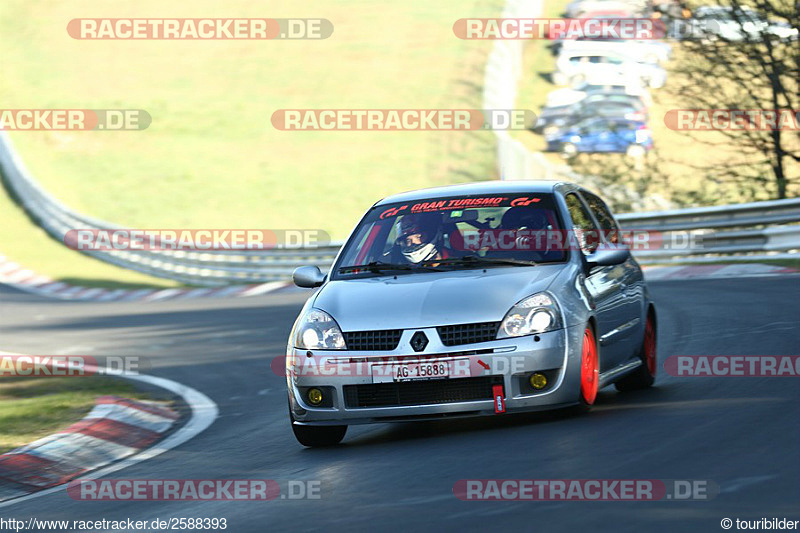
[0,275,798,532]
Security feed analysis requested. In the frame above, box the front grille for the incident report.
[343,329,402,351]
[344,376,503,408]
[436,322,500,346]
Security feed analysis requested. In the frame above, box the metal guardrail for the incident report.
[0,131,342,286]
[616,198,800,231]
[617,200,800,263]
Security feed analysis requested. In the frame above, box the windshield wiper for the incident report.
[422,256,537,268]
[337,261,442,274]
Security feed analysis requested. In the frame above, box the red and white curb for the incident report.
[0,397,178,500]
[0,354,218,507]
[0,254,294,302]
[643,263,799,281]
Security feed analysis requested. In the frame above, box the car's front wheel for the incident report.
[579,325,599,409]
[289,398,347,447]
[291,423,347,447]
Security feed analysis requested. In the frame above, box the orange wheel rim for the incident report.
[581,327,598,404]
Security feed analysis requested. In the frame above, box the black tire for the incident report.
[288,397,347,446]
[615,311,656,392]
[291,423,347,447]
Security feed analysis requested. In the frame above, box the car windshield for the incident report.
[334,193,567,278]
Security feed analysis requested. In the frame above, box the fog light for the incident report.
[530,373,547,390]
[307,388,324,405]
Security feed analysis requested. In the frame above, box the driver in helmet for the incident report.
[395,212,448,265]
[500,207,550,251]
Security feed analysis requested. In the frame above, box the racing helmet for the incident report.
[501,207,550,231]
[396,213,441,264]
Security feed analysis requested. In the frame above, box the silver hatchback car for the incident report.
[287,181,656,446]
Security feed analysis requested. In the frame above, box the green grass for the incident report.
[0,376,154,453]
[0,191,182,289]
[0,0,499,286]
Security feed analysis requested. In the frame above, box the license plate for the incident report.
[372,360,452,383]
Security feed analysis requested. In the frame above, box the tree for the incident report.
[667,0,799,199]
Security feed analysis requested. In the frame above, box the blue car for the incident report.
[546,117,653,158]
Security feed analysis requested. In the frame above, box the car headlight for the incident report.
[293,308,347,350]
[497,292,563,338]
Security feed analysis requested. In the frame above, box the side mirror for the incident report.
[292,266,325,288]
[586,246,630,269]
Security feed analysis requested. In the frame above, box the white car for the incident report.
[559,39,672,65]
[553,49,667,89]
[564,0,647,18]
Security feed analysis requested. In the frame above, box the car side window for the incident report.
[575,120,590,134]
[586,120,605,134]
[582,191,620,244]
[565,193,599,255]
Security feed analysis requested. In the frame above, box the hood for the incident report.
[312,265,565,331]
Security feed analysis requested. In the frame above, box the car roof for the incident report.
[570,116,645,127]
[560,49,632,59]
[697,5,754,12]
[374,180,566,206]
[584,92,639,100]
[594,100,638,107]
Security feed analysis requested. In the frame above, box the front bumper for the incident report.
[287,323,587,426]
